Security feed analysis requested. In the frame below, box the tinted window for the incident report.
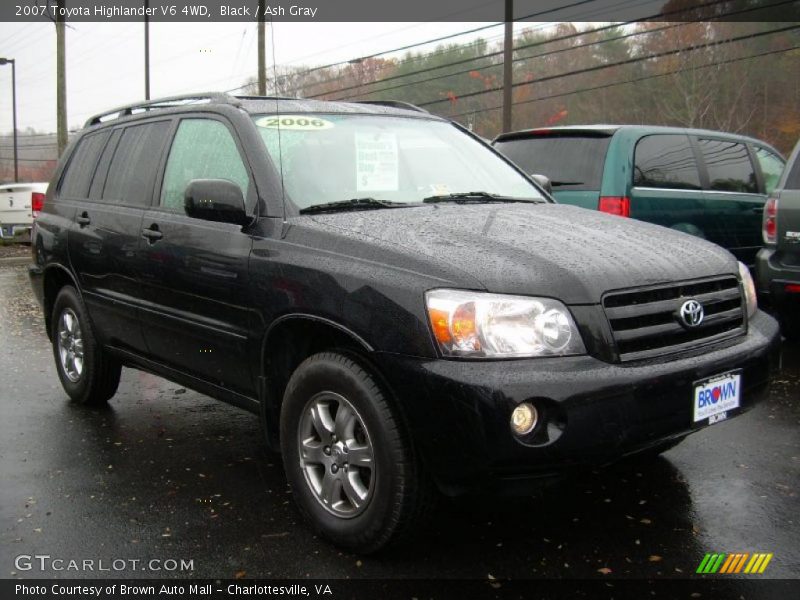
[103,122,170,206]
[89,129,122,200]
[59,131,109,198]
[755,147,785,194]
[494,135,611,191]
[160,119,250,211]
[698,138,758,193]
[633,135,701,190]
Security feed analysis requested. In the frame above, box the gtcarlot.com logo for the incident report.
[14,554,194,573]
[696,552,773,574]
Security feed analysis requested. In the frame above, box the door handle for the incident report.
[141,225,163,242]
[76,212,91,226]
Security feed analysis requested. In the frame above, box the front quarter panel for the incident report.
[247,219,477,359]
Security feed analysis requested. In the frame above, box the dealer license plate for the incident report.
[693,370,741,424]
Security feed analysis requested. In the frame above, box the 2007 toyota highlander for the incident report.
[29,93,780,553]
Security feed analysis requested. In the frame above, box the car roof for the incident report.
[82,92,441,129]
[493,124,780,150]
[236,97,438,118]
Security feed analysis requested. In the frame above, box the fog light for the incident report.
[510,402,538,436]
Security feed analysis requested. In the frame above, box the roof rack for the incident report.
[232,94,300,102]
[83,92,240,128]
[352,100,429,114]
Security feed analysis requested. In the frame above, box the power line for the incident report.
[322,0,793,102]
[296,0,744,98]
[416,23,800,109]
[278,28,508,95]
[329,21,676,102]
[449,44,800,119]
[282,0,602,92]
[1,23,41,50]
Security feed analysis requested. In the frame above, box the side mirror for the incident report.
[184,179,249,226]
[530,173,553,195]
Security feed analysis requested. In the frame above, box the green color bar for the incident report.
[705,554,719,573]
[697,554,713,574]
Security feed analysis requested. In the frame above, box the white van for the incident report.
[0,182,48,241]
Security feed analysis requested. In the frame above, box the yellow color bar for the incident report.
[746,554,766,573]
[758,553,773,573]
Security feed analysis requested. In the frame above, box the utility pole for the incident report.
[502,0,514,133]
[257,0,266,95]
[144,0,150,99]
[0,58,18,182]
[56,5,67,156]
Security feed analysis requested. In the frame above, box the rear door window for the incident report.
[160,118,250,211]
[59,131,110,198]
[493,134,610,190]
[697,138,758,194]
[754,146,785,194]
[633,135,701,190]
[88,129,122,200]
[102,121,170,206]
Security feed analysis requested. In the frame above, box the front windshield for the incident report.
[252,114,545,211]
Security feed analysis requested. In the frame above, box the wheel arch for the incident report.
[259,314,376,447]
[42,264,81,341]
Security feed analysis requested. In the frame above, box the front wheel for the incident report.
[280,351,434,553]
[51,286,121,405]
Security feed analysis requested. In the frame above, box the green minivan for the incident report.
[493,125,785,267]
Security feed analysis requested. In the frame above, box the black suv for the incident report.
[30,93,780,553]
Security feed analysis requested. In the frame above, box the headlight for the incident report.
[738,261,757,320]
[425,289,586,358]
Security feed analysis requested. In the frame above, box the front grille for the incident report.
[603,276,745,362]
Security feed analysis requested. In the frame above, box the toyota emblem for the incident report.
[679,299,704,328]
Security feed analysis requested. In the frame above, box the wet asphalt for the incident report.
[0,262,797,585]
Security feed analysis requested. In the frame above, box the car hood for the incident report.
[300,203,739,304]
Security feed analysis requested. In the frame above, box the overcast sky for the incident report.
[0,21,531,134]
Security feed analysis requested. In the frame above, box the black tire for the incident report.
[51,285,121,405]
[280,351,435,553]
[778,306,800,342]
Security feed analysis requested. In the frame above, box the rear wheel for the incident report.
[280,351,435,553]
[51,286,121,405]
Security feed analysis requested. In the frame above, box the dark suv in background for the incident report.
[30,94,780,553]
[757,140,800,340]
[493,125,785,267]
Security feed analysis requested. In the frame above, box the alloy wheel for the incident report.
[57,308,84,383]
[297,391,375,518]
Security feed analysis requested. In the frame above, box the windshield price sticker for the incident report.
[255,116,334,130]
[355,132,399,192]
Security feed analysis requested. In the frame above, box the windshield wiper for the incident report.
[422,191,543,204]
[299,198,408,215]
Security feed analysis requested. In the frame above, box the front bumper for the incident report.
[374,311,780,495]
